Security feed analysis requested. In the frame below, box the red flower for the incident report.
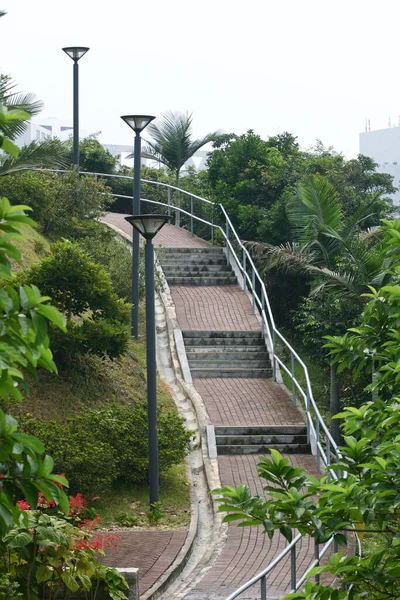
[17,500,30,510]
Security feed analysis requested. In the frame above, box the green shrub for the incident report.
[21,240,130,360]
[21,404,193,494]
[0,170,111,237]
[70,220,138,301]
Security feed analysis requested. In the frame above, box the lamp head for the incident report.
[125,214,172,239]
[121,115,156,134]
[62,47,90,61]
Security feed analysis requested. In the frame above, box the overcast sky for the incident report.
[1,0,399,158]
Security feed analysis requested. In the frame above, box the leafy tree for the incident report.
[22,241,130,360]
[64,133,117,174]
[248,175,389,439]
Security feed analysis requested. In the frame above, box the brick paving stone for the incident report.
[194,378,305,427]
[101,530,187,594]
[171,287,260,332]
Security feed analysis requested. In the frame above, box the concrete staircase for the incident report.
[214,426,311,455]
[159,247,237,286]
[183,331,272,378]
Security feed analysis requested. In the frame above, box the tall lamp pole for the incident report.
[62,47,90,168]
[121,116,156,339]
[125,214,172,507]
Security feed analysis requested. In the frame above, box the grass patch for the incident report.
[95,463,191,530]
[12,223,50,272]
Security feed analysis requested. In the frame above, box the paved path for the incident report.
[102,531,187,594]
[102,214,320,600]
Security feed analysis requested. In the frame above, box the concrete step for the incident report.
[161,258,228,266]
[182,330,262,339]
[167,276,237,286]
[165,270,233,278]
[214,426,307,436]
[188,359,269,369]
[185,339,265,348]
[162,265,232,272]
[184,338,265,348]
[191,368,272,378]
[186,350,268,359]
[216,444,311,455]
[216,434,308,445]
[161,247,223,254]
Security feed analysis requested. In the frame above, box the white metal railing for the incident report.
[33,169,354,598]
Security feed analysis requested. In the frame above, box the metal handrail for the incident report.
[32,168,352,596]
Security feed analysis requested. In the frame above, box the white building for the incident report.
[14,117,85,148]
[359,125,400,206]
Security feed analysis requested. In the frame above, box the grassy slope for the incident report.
[11,226,190,529]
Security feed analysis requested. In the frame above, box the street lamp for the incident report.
[125,214,172,507]
[62,47,90,168]
[121,115,156,339]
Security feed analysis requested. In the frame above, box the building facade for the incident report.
[359,126,400,206]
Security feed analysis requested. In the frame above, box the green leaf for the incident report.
[7,530,33,548]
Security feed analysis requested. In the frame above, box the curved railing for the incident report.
[34,168,355,598]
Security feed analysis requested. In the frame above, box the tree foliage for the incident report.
[21,241,130,360]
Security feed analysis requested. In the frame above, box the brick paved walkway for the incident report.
[102,530,187,594]
[194,379,304,427]
[103,215,320,600]
[103,213,209,249]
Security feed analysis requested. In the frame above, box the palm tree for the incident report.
[248,175,388,441]
[136,111,220,226]
[0,76,69,175]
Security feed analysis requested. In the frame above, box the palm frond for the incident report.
[0,139,70,176]
[309,267,363,302]
[0,77,43,139]
[287,175,343,243]
[143,111,220,177]
[341,192,384,241]
[246,240,318,275]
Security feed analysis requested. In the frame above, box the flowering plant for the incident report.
[5,489,125,599]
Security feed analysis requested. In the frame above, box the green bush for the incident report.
[21,404,193,494]
[0,170,111,237]
[70,220,138,301]
[21,240,130,360]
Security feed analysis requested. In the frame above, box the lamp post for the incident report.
[121,115,156,339]
[62,47,90,168]
[124,214,172,507]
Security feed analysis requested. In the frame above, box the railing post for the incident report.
[291,545,297,591]
[167,188,171,217]
[226,221,230,264]
[291,352,296,407]
[314,539,320,585]
[326,436,331,481]
[272,330,277,382]
[260,575,267,600]
[190,195,194,236]
[316,418,321,473]
[211,216,214,245]
[261,293,265,337]
[242,249,247,293]
[252,268,255,314]
[306,389,311,444]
